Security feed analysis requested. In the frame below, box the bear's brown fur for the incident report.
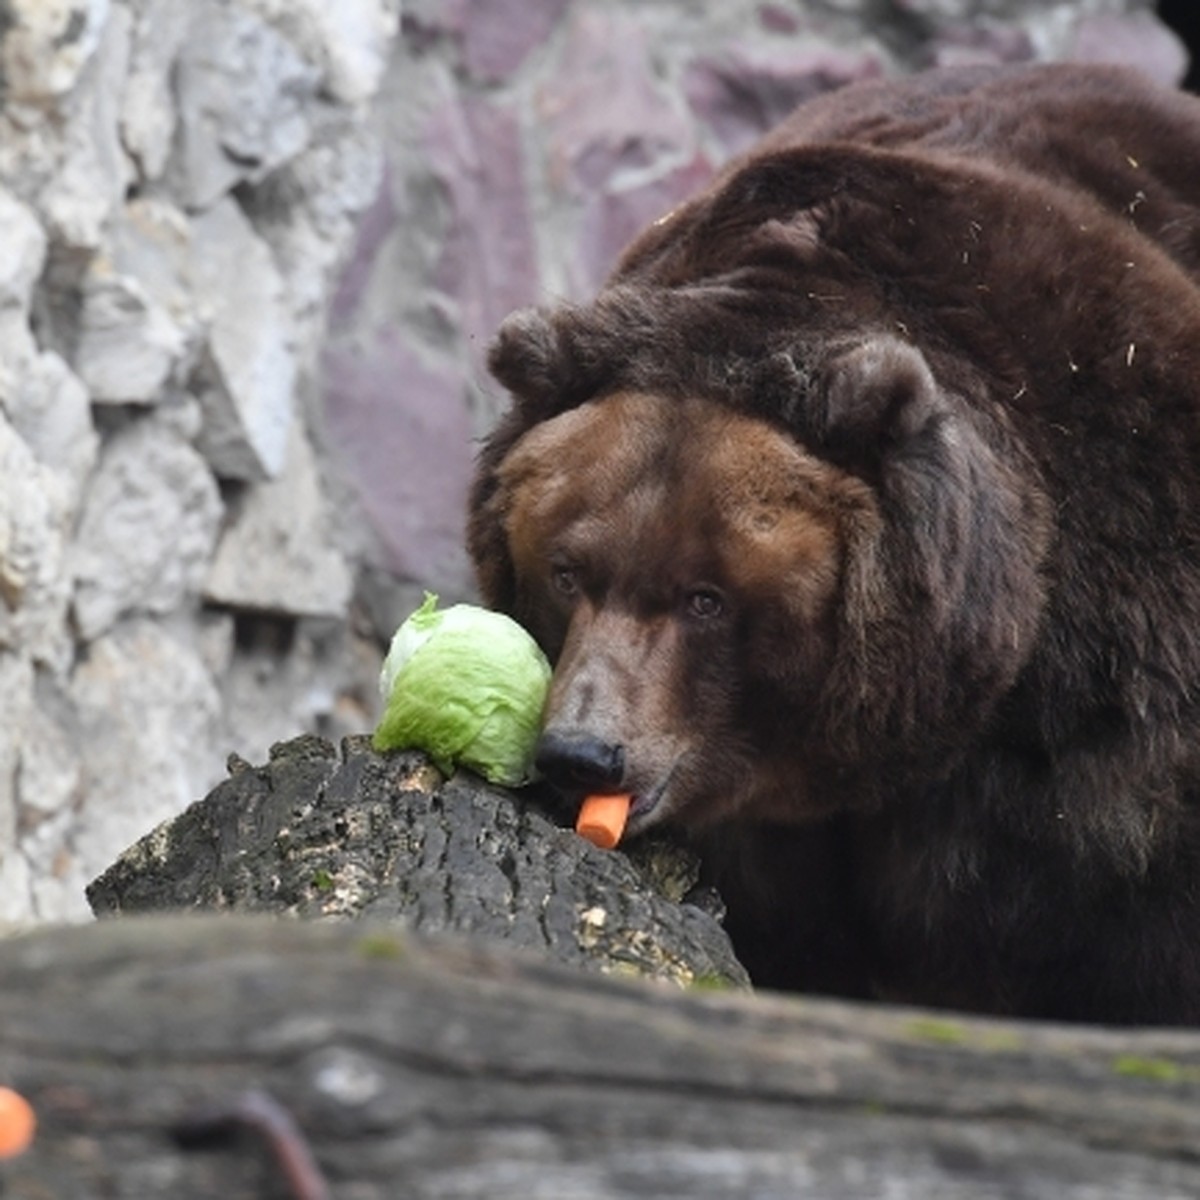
[467,64,1200,1024]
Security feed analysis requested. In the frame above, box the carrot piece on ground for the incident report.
[0,1086,36,1159]
[576,793,632,850]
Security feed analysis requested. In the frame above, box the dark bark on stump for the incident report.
[86,734,746,990]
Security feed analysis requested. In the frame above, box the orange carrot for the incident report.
[0,1087,36,1159]
[576,793,632,850]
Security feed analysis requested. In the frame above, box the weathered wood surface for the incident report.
[3,915,1200,1199]
[86,735,748,991]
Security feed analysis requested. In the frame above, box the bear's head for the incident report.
[470,293,1050,835]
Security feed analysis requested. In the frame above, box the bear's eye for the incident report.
[552,564,580,598]
[684,588,724,620]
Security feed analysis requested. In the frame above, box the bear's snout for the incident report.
[534,729,625,793]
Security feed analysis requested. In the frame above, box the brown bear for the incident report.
[467,63,1200,1025]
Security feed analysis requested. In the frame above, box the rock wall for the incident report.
[0,0,400,922]
[0,0,1185,923]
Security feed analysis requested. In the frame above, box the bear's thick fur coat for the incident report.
[468,65,1200,1024]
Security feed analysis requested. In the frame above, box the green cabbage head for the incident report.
[372,593,551,786]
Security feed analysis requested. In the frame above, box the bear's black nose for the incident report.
[535,731,625,791]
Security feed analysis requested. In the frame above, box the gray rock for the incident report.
[204,422,353,618]
[238,121,385,332]
[217,613,380,769]
[23,812,93,922]
[241,0,401,104]
[16,677,83,821]
[0,651,33,922]
[0,185,46,307]
[4,349,98,522]
[105,197,203,373]
[0,188,100,524]
[0,0,111,105]
[190,197,297,481]
[38,2,134,251]
[73,196,208,410]
[69,617,224,882]
[87,734,751,989]
[0,411,72,668]
[74,269,186,403]
[70,419,223,642]
[168,0,321,210]
[121,0,190,181]
[15,678,88,921]
[0,848,33,926]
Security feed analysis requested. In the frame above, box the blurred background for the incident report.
[0,0,1195,922]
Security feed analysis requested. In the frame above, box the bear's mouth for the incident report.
[628,788,661,822]
[624,764,679,832]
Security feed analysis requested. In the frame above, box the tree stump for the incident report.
[85,734,747,990]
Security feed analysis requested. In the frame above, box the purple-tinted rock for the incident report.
[403,0,569,83]
[758,5,801,35]
[685,42,884,157]
[888,0,971,13]
[575,152,714,295]
[426,94,539,361]
[925,23,1034,70]
[538,8,691,194]
[329,163,397,330]
[1068,12,1188,88]
[460,0,570,83]
[321,333,473,586]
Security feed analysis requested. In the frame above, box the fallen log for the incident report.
[3,915,1200,1198]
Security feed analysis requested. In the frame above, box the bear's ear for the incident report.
[487,307,564,416]
[487,304,622,422]
[808,336,946,466]
[813,334,1051,774]
[475,305,610,613]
